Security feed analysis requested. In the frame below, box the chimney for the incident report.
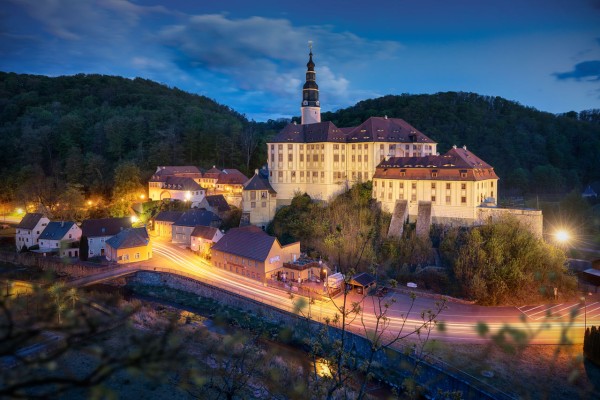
[384,115,388,119]
[463,145,467,150]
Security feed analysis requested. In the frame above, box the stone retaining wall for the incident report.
[129,271,509,400]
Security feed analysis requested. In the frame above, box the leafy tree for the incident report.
[443,216,577,305]
[110,161,144,217]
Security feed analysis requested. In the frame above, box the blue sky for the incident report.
[1,0,600,121]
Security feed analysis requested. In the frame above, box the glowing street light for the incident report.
[87,200,93,206]
[140,194,145,200]
[555,230,569,244]
[16,208,23,215]
[131,216,139,223]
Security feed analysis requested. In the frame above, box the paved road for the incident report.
[67,239,598,344]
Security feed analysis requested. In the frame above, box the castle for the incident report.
[263,48,541,234]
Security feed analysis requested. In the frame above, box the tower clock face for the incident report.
[303,100,308,106]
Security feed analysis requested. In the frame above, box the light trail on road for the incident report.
[150,240,596,344]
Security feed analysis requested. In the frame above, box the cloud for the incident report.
[157,13,402,102]
[554,60,600,81]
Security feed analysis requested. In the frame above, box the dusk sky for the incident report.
[2,0,600,121]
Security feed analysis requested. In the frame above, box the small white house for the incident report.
[37,221,82,258]
[15,213,50,251]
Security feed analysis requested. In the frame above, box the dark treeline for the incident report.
[322,92,600,196]
[0,72,286,203]
[2,72,599,204]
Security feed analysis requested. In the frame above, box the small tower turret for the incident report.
[301,41,321,125]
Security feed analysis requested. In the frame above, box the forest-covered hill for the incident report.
[322,93,600,195]
[0,72,283,203]
[1,72,599,204]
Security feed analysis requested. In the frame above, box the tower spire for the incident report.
[301,41,321,125]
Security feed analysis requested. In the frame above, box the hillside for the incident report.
[0,72,272,202]
[322,93,600,195]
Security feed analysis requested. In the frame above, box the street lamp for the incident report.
[581,295,587,333]
[555,229,569,244]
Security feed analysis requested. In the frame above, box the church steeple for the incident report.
[301,41,321,125]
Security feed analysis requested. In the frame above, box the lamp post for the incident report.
[581,295,587,333]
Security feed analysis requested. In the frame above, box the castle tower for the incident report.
[301,44,321,125]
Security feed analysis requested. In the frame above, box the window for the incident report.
[364,155,368,162]
[389,181,393,188]
[399,183,404,189]
[288,144,293,150]
[313,154,318,162]
[251,191,256,200]
[374,181,377,187]
[300,145,304,150]
[446,183,451,190]
[300,154,304,162]
[446,195,451,204]
[135,252,140,259]
[261,202,266,208]
[431,183,436,189]
[288,154,293,162]
[412,182,417,189]
[278,171,283,179]
[461,196,466,204]
[411,194,416,201]
[431,195,436,202]
[388,192,392,200]
[334,154,339,162]
[461,183,466,190]
[358,155,362,162]
[278,144,282,150]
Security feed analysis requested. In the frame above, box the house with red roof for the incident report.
[190,225,223,257]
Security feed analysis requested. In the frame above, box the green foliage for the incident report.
[322,92,600,195]
[0,72,276,203]
[270,183,384,272]
[442,216,578,305]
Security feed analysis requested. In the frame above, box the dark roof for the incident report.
[191,225,219,240]
[39,221,76,241]
[163,176,203,191]
[150,166,202,182]
[16,213,46,230]
[106,227,149,250]
[583,185,598,197]
[81,217,132,237]
[211,226,279,262]
[205,195,231,213]
[374,146,498,181]
[350,272,376,287]
[155,211,185,223]
[270,117,435,144]
[174,209,220,227]
[243,173,276,193]
[203,166,222,179]
[217,169,248,185]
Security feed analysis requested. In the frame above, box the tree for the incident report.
[444,216,578,305]
[110,161,144,217]
[79,235,89,261]
[0,283,185,398]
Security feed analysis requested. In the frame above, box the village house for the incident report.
[80,217,132,258]
[148,166,204,204]
[201,194,231,218]
[241,169,277,230]
[105,227,151,264]
[15,213,50,251]
[154,211,184,238]
[37,221,82,258]
[172,209,221,248]
[211,225,300,283]
[190,225,223,257]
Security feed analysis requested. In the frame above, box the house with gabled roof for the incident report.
[148,166,205,205]
[105,227,151,264]
[373,145,499,223]
[36,221,82,257]
[241,169,277,229]
[80,217,132,258]
[211,225,300,283]
[172,209,221,247]
[15,213,50,251]
[154,210,184,238]
[190,225,223,257]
